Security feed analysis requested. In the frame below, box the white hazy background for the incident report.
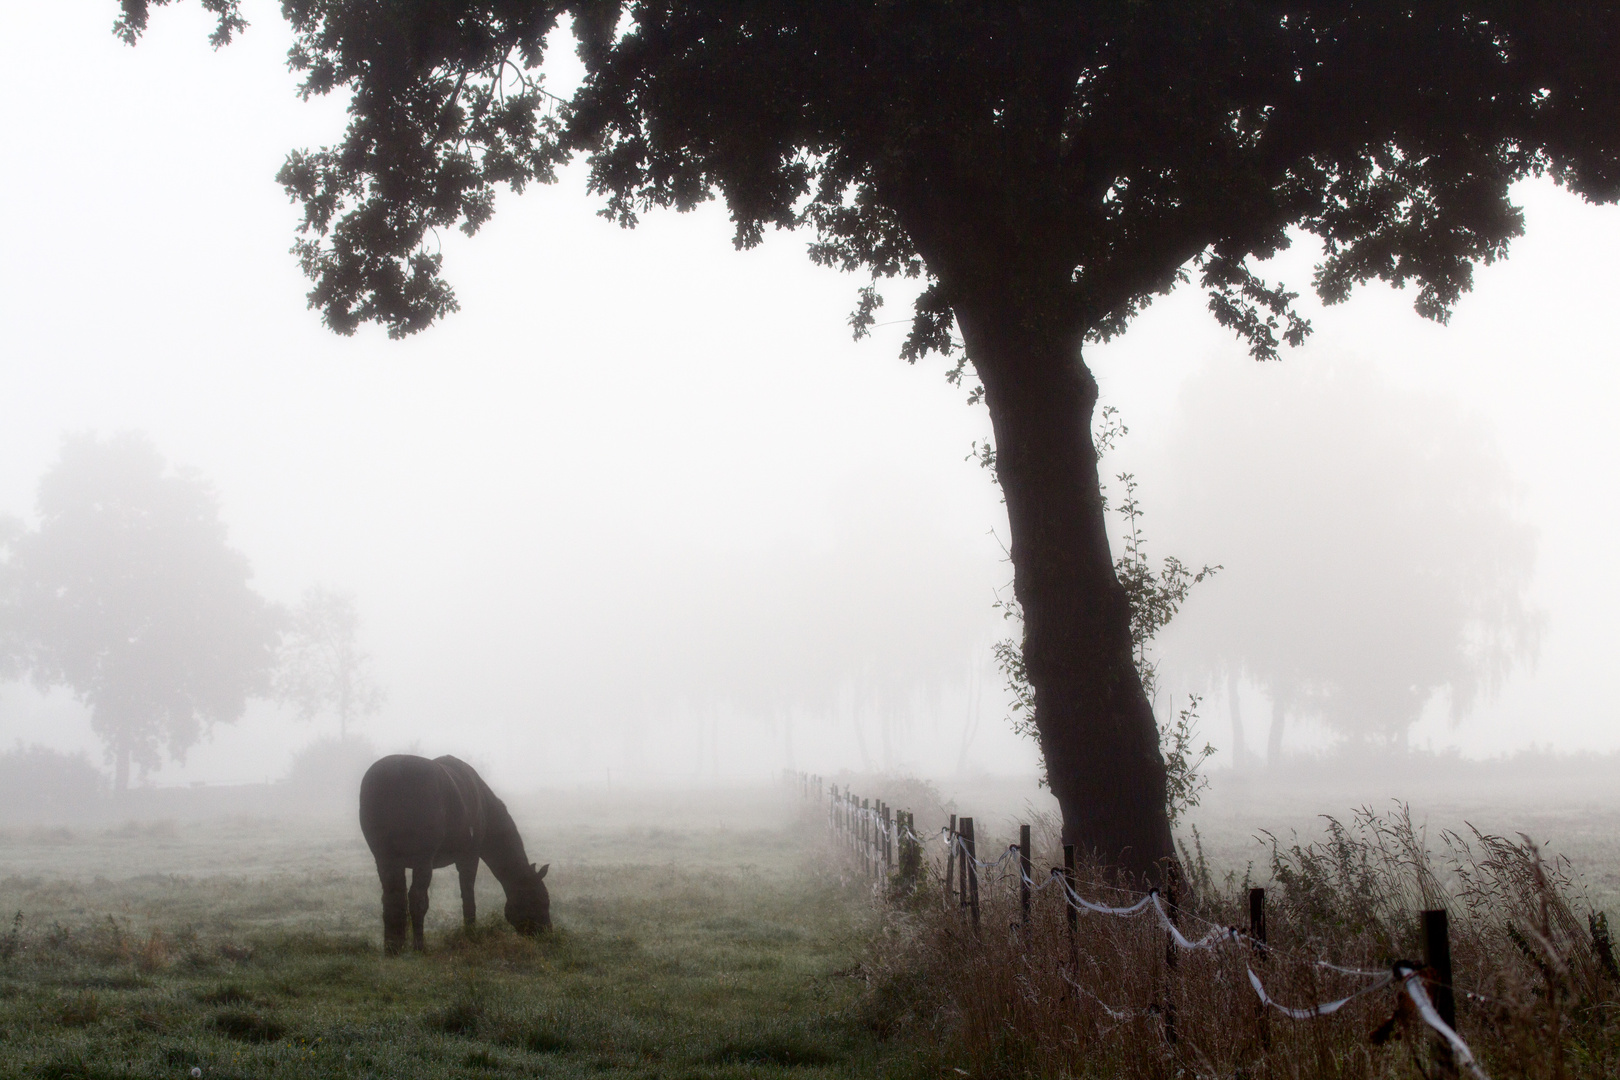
[2,1,1617,791]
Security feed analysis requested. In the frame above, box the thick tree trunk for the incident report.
[114,743,130,793]
[957,301,1174,881]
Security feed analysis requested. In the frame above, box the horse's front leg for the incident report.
[377,860,407,956]
[408,865,433,951]
[457,858,479,930]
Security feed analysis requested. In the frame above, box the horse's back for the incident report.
[360,754,456,866]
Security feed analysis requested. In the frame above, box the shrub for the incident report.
[0,744,105,823]
[281,735,378,807]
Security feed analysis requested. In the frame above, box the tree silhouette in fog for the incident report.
[10,434,280,790]
[119,0,1620,874]
[0,516,22,685]
[1160,363,1542,761]
[275,585,385,741]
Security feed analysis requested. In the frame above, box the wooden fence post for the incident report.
[901,811,918,885]
[870,800,879,878]
[1019,823,1032,929]
[861,798,870,876]
[945,814,957,903]
[961,817,980,933]
[871,799,879,877]
[885,805,894,877]
[1423,908,1456,1075]
[1163,866,1179,1045]
[1062,844,1077,966]
[882,803,893,878]
[1250,887,1270,1049]
[875,801,884,878]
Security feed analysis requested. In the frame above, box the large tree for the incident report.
[11,434,281,790]
[117,0,1620,875]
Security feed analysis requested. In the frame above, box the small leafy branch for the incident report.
[1111,471,1219,703]
[987,407,1219,825]
[1161,694,1215,829]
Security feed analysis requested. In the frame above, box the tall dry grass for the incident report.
[855,806,1619,1079]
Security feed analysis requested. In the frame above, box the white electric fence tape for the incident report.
[1247,967,1395,1019]
[1398,964,1492,1080]
[830,803,1494,1077]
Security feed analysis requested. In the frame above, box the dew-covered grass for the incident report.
[0,788,920,1080]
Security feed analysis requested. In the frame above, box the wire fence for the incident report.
[788,770,1491,1080]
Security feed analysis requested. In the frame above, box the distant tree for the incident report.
[274,585,385,740]
[119,0,1620,875]
[10,434,281,790]
[0,516,22,684]
[1159,362,1543,760]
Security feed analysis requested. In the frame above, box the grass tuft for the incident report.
[54,990,102,1027]
[211,1006,286,1042]
[424,992,487,1036]
[195,982,253,1005]
[707,1022,844,1067]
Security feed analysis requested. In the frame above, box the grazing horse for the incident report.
[358,754,550,954]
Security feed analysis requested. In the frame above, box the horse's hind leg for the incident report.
[377,861,408,956]
[408,865,433,951]
[457,858,478,930]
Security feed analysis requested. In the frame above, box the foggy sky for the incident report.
[2,2,1617,789]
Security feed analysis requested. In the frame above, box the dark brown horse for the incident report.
[358,754,550,954]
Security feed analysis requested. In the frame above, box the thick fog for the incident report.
[2,2,1617,797]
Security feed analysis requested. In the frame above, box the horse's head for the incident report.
[504,862,551,934]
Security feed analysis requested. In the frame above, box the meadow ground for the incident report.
[1,773,1616,1080]
[0,789,911,1080]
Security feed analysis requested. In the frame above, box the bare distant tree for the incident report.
[1160,362,1543,760]
[274,586,385,740]
[11,434,280,790]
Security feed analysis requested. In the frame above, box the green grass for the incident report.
[0,794,918,1080]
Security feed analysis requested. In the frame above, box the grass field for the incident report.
[0,790,909,1080]
[1,775,1616,1080]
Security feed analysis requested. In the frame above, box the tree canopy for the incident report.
[10,433,281,790]
[115,1,1619,345]
[115,0,1620,874]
